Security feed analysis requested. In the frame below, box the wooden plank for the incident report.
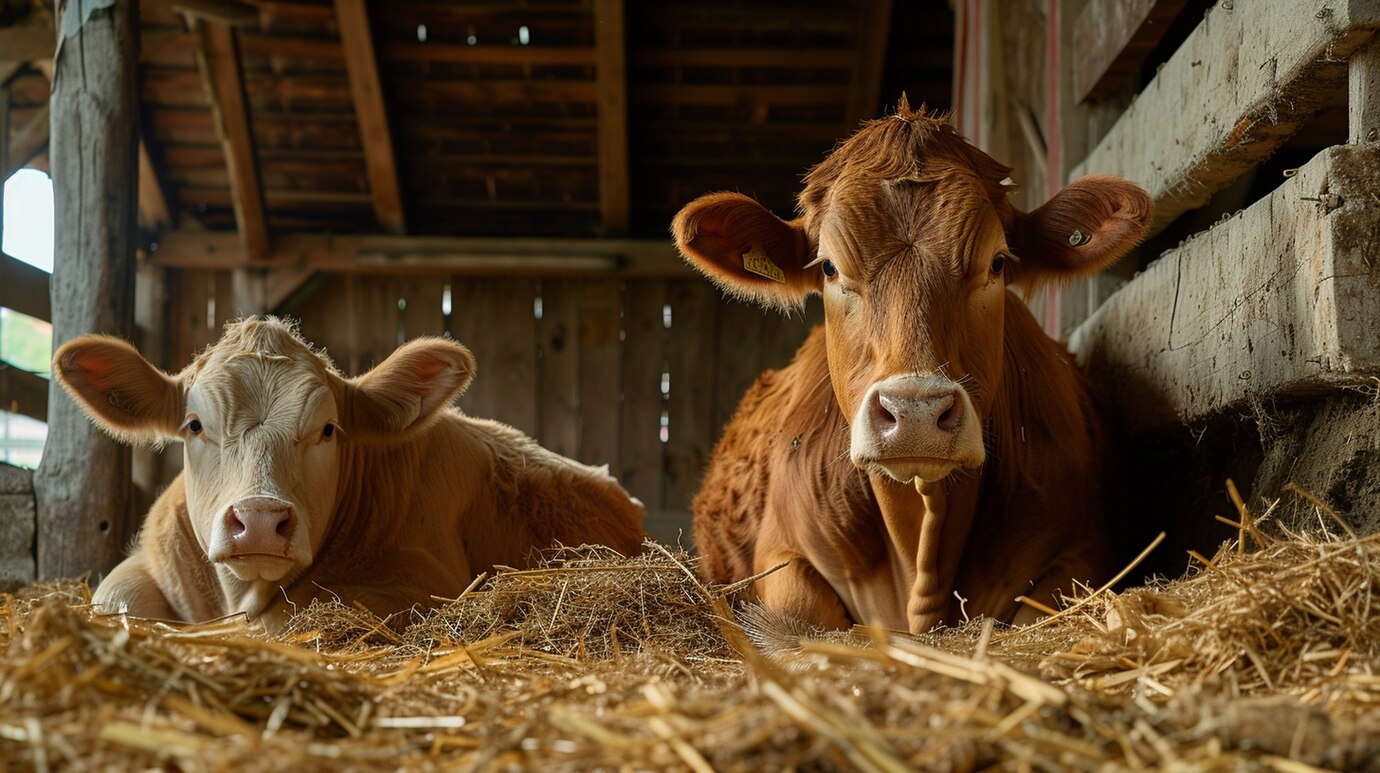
[1351,37,1380,142]
[536,279,581,458]
[535,278,579,455]
[594,0,629,235]
[396,277,446,339]
[762,297,822,370]
[662,280,717,513]
[1069,145,1380,431]
[577,279,622,469]
[34,0,139,579]
[195,20,270,260]
[2,101,48,180]
[711,301,764,435]
[173,0,259,26]
[1072,0,1192,102]
[137,140,174,231]
[452,278,538,435]
[1071,0,1380,236]
[0,362,47,422]
[264,267,316,311]
[845,0,893,127]
[294,274,357,373]
[334,0,406,234]
[0,10,54,63]
[0,252,50,321]
[150,232,695,276]
[619,279,667,517]
[231,267,267,316]
[350,276,399,372]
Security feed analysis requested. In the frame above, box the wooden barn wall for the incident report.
[153,269,822,545]
[958,0,1134,338]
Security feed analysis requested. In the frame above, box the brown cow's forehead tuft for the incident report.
[799,106,1014,241]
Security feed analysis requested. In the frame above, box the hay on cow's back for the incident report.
[2,510,1380,770]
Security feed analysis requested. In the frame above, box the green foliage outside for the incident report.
[0,308,52,377]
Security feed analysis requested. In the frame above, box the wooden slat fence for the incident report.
[162,269,823,544]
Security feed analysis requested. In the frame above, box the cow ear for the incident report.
[672,192,817,310]
[1010,175,1151,288]
[53,336,182,443]
[343,337,475,438]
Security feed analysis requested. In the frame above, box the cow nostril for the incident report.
[870,391,898,430]
[936,395,962,432]
[275,511,294,537]
[227,510,246,537]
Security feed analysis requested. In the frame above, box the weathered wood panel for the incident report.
[0,252,51,322]
[1072,0,1191,102]
[452,278,538,436]
[620,280,668,527]
[35,0,140,579]
[577,279,622,470]
[536,279,581,458]
[1071,0,1380,235]
[1070,145,1380,430]
[663,280,718,516]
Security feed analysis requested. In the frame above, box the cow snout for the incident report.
[850,375,985,482]
[226,497,296,557]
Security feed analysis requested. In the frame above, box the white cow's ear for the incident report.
[53,335,182,443]
[344,337,475,438]
[672,192,817,312]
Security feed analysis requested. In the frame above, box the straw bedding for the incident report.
[3,506,1380,770]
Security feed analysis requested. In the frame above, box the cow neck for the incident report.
[868,472,980,632]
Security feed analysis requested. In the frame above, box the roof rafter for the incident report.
[334,0,406,234]
[194,18,270,261]
[594,0,630,235]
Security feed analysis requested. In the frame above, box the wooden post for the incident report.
[593,0,629,235]
[34,0,140,580]
[1351,38,1380,144]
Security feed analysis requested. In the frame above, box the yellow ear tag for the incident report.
[741,244,786,284]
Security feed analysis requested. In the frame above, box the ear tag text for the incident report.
[741,244,786,284]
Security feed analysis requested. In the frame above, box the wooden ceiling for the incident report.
[4,0,954,267]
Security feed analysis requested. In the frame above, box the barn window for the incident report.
[1,169,55,468]
[518,26,530,45]
[416,24,427,42]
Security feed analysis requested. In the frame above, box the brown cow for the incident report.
[54,318,644,630]
[673,101,1149,632]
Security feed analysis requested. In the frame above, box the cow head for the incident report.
[673,101,1150,484]
[54,318,474,587]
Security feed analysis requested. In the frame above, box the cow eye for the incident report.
[821,259,838,278]
[322,423,336,439]
[991,254,1007,275]
[187,418,202,434]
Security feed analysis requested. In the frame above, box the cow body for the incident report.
[54,319,644,630]
[674,100,1149,632]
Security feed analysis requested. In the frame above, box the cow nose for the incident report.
[872,384,963,434]
[226,497,296,554]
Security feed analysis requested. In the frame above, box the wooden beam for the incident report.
[0,252,50,321]
[171,0,259,26]
[138,140,174,231]
[334,0,406,233]
[1350,38,1380,143]
[1071,0,1380,236]
[845,0,893,128]
[1073,0,1191,103]
[35,0,139,580]
[0,361,47,422]
[149,232,694,277]
[0,10,55,63]
[265,267,316,311]
[2,101,48,180]
[194,20,270,260]
[593,0,629,235]
[1070,145,1380,431]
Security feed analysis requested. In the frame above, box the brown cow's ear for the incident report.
[1010,175,1151,288]
[53,336,182,443]
[343,337,475,438]
[672,192,817,310]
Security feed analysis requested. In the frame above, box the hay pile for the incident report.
[3,525,1380,770]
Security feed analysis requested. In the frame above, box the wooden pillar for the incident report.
[1350,38,1380,144]
[34,0,140,580]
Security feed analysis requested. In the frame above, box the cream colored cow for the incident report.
[54,318,645,629]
